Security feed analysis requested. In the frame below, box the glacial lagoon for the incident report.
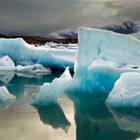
[0,73,140,140]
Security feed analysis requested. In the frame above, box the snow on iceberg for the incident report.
[0,38,76,70]
[106,72,140,107]
[0,86,15,102]
[32,67,72,106]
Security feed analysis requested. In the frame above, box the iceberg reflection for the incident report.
[108,107,140,133]
[66,91,140,140]
[34,103,71,133]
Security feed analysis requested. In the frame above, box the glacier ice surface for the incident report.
[32,67,72,106]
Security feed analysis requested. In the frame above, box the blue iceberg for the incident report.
[106,72,140,107]
[33,27,140,106]
[32,67,72,106]
[72,28,140,94]
[0,38,76,71]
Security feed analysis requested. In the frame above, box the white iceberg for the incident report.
[0,86,15,101]
[16,64,51,74]
[0,56,15,71]
[32,67,72,105]
[106,72,140,107]
[0,38,76,70]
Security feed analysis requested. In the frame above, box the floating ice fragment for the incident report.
[106,72,140,107]
[16,64,51,74]
[32,67,72,105]
[0,56,15,71]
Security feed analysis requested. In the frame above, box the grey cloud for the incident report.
[0,0,139,36]
[104,0,140,21]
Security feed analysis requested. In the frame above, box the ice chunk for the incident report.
[70,28,140,94]
[0,56,15,71]
[0,86,15,101]
[16,64,51,74]
[75,27,140,76]
[106,72,140,107]
[32,67,72,105]
[0,38,76,70]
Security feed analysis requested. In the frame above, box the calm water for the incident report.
[0,72,140,140]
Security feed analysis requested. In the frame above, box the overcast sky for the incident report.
[0,0,139,36]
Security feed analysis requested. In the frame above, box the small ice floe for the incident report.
[0,55,15,71]
[106,72,140,107]
[16,64,51,74]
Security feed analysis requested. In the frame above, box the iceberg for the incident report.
[16,64,51,74]
[71,27,140,94]
[0,86,15,102]
[0,56,15,71]
[32,27,140,105]
[32,67,72,106]
[0,38,76,71]
[106,72,140,107]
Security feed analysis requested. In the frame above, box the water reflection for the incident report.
[108,107,140,133]
[34,104,71,132]
[0,72,61,99]
[32,89,140,140]
[0,73,140,140]
[0,71,15,83]
[66,91,140,140]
